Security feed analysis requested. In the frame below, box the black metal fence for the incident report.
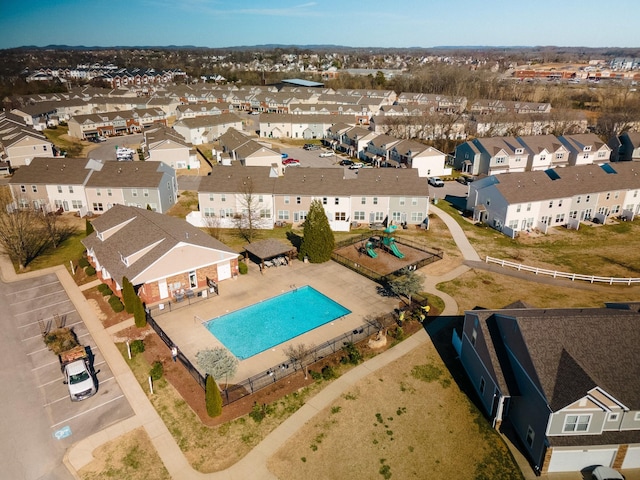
[146,288,217,317]
[145,311,206,390]
[220,320,381,405]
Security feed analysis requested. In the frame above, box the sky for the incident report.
[0,0,638,50]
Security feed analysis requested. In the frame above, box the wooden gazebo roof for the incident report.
[244,239,296,262]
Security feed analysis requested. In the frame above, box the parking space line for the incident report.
[22,320,83,341]
[9,280,61,294]
[38,376,64,388]
[10,289,66,305]
[32,359,61,371]
[19,309,77,329]
[50,394,125,429]
[44,396,69,408]
[15,299,73,316]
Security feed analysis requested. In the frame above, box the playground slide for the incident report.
[389,242,405,259]
[366,243,378,258]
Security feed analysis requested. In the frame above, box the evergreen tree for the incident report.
[299,199,334,263]
[205,374,223,417]
[122,277,135,314]
[133,293,146,328]
[85,219,94,236]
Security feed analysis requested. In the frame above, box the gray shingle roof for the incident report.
[9,157,93,185]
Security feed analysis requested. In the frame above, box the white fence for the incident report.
[485,256,640,286]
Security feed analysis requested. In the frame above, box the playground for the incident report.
[334,226,438,276]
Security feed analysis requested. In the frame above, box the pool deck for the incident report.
[154,259,400,382]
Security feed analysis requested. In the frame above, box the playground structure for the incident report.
[363,225,405,259]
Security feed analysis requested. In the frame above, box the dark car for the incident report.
[303,143,320,150]
[339,159,354,166]
[456,176,473,185]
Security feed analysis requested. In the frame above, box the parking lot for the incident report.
[1,273,133,479]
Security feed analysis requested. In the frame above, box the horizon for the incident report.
[1,0,639,51]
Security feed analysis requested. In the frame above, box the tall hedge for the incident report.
[122,277,135,314]
[298,199,334,263]
[133,293,146,328]
[205,375,222,417]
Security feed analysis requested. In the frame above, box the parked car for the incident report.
[281,153,288,159]
[428,177,445,187]
[319,150,334,157]
[349,162,364,170]
[97,136,107,142]
[282,158,300,166]
[456,175,473,185]
[339,159,354,166]
[591,466,624,480]
[60,346,97,402]
[303,143,320,150]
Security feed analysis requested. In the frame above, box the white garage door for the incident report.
[217,262,232,281]
[548,447,617,472]
[622,446,640,469]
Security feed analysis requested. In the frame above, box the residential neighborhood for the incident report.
[1,41,639,480]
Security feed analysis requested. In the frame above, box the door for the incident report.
[217,262,232,281]
[547,447,617,472]
[158,279,169,300]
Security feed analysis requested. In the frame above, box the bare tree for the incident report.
[202,213,222,240]
[283,343,316,379]
[234,177,266,243]
[0,204,48,270]
[39,207,74,249]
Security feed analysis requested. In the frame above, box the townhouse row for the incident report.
[467,162,640,236]
[187,165,432,232]
[8,158,178,215]
[455,133,612,176]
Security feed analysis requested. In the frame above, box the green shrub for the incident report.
[321,365,337,380]
[205,375,223,417]
[130,339,145,355]
[108,295,124,312]
[150,361,163,381]
[341,342,362,365]
[133,295,146,328]
[309,370,322,381]
[238,261,248,275]
[97,284,113,296]
[249,402,273,423]
[85,266,96,276]
[78,257,90,268]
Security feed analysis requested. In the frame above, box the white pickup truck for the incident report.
[60,346,97,402]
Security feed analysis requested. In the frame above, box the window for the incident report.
[412,197,418,206]
[31,185,38,193]
[107,188,112,197]
[527,203,531,212]
[548,200,553,208]
[335,212,346,221]
[586,195,591,202]
[556,153,564,160]
[335,197,339,205]
[577,196,581,204]
[608,412,619,422]
[284,196,290,204]
[526,426,535,448]
[221,194,226,202]
[563,414,590,432]
[495,156,506,164]
[471,328,477,347]
[555,213,565,223]
[583,153,590,159]
[57,185,62,193]
[516,205,521,213]
[373,197,378,205]
[411,212,421,222]
[278,210,290,220]
[296,196,301,204]
[209,193,214,201]
[540,155,546,162]
[259,209,271,219]
[131,189,138,197]
[392,211,402,222]
[143,189,149,197]
[72,200,83,209]
[606,193,611,200]
[569,210,577,219]
[611,205,620,214]
[203,207,216,217]
[374,211,384,222]
[508,219,519,229]
[220,208,234,218]
[258,195,264,203]
[96,188,102,197]
[598,151,607,158]
[352,211,364,221]
[361,197,366,205]
[92,202,104,212]
[20,185,26,193]
[322,197,327,205]
[69,186,74,193]
[558,199,563,207]
[399,197,406,206]
[479,377,485,394]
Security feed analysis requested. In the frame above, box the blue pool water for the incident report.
[204,286,351,359]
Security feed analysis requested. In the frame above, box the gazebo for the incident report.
[243,239,297,270]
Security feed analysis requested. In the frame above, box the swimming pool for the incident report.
[204,285,351,359]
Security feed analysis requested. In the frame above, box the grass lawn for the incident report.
[268,340,523,480]
[43,126,88,158]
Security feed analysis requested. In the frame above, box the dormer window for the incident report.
[120,253,129,266]
[515,148,524,154]
[584,146,592,152]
